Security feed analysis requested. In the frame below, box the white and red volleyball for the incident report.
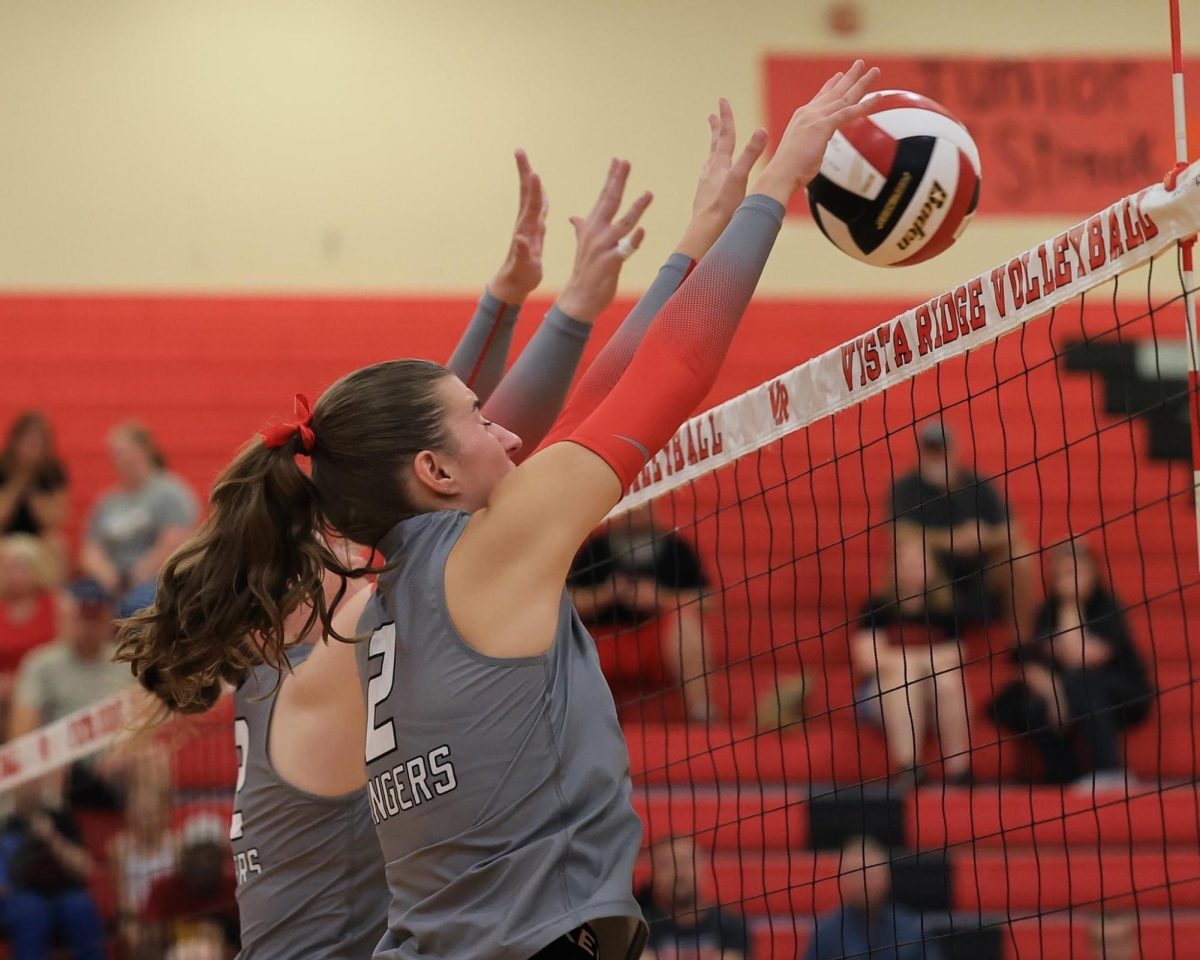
[806,90,981,267]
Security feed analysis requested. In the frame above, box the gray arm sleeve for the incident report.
[444,289,521,402]
[579,251,693,378]
[480,306,591,453]
[482,252,693,454]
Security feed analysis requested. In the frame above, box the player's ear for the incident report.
[410,449,458,499]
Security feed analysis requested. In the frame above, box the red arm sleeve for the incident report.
[544,195,784,489]
[535,252,695,447]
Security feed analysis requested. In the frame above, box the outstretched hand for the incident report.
[555,159,653,324]
[677,98,769,259]
[489,149,549,304]
[754,59,881,205]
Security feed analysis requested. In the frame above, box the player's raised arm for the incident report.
[480,160,652,456]
[445,149,547,400]
[448,63,880,659]
[535,97,768,448]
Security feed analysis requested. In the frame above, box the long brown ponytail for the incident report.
[115,359,452,714]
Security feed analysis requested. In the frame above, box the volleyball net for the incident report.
[597,161,1200,960]
[0,162,1197,959]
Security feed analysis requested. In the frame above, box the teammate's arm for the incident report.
[479,160,650,457]
[449,64,880,659]
[486,100,758,457]
[446,150,547,400]
[534,99,768,447]
[479,102,764,463]
[269,582,374,796]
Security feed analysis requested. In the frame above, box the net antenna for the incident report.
[1171,0,1200,566]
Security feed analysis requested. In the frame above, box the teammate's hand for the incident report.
[488,149,549,304]
[555,159,653,324]
[677,98,769,260]
[753,59,880,206]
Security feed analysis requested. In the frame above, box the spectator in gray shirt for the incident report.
[80,422,198,617]
[10,578,134,809]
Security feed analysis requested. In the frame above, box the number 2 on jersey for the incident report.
[230,717,250,841]
[365,623,398,764]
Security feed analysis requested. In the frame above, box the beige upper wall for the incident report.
[0,0,1193,297]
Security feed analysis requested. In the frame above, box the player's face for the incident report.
[436,377,522,510]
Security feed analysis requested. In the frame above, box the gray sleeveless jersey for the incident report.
[232,644,389,959]
[356,511,646,960]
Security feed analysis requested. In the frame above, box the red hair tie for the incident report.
[261,394,316,453]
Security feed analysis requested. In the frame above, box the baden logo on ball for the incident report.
[807,89,982,267]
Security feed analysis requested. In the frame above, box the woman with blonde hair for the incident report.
[0,534,62,678]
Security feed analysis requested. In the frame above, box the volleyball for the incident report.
[807,89,981,267]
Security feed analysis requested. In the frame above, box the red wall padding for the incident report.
[1,293,918,543]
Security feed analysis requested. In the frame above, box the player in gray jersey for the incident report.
[125,146,679,960]
[117,62,879,960]
[225,136,735,959]
[153,151,622,960]
[231,641,385,957]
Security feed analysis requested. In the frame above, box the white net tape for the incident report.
[609,160,1200,517]
[4,161,1199,794]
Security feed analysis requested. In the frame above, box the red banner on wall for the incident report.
[764,55,1200,217]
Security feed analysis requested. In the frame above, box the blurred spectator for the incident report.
[568,506,716,721]
[890,421,1033,634]
[754,672,807,732]
[10,578,133,808]
[991,540,1152,787]
[110,777,177,958]
[163,923,227,960]
[80,421,198,618]
[0,412,69,574]
[853,536,971,785]
[142,813,239,957]
[806,836,941,960]
[0,780,106,960]
[1088,910,1138,960]
[640,836,747,960]
[0,536,62,700]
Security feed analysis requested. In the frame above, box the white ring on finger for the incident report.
[616,237,636,260]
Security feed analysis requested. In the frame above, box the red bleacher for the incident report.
[3,292,1196,958]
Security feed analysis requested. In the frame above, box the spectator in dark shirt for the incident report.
[890,421,1032,634]
[0,412,69,574]
[0,782,106,960]
[806,835,942,960]
[80,421,198,618]
[569,505,716,720]
[142,813,239,957]
[641,836,748,960]
[853,535,971,784]
[991,540,1151,786]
